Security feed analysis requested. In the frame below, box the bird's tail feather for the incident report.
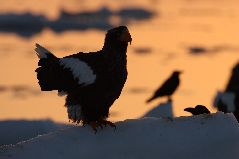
[35,43,56,59]
[35,43,59,91]
[146,96,155,103]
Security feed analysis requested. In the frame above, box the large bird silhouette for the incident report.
[35,26,132,132]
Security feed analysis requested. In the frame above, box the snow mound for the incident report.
[1,112,239,159]
[143,101,173,118]
[0,120,68,146]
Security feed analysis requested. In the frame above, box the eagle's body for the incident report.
[35,26,132,130]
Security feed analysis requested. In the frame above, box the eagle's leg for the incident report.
[82,120,87,127]
[99,119,116,129]
[89,121,99,133]
[84,119,116,133]
[167,96,172,102]
[88,121,104,133]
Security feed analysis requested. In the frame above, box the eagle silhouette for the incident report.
[35,26,132,132]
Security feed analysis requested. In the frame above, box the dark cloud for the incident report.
[127,87,149,94]
[188,45,239,55]
[0,84,41,98]
[0,86,8,92]
[0,7,155,38]
[133,47,152,55]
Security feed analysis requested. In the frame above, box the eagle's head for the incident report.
[105,26,132,45]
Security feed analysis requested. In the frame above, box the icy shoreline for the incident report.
[1,112,239,159]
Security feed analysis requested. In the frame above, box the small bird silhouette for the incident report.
[184,105,210,115]
[146,70,182,103]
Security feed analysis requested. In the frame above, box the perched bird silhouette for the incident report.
[146,71,182,103]
[184,105,210,115]
[214,62,239,122]
[35,26,132,132]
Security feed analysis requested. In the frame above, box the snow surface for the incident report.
[143,101,173,118]
[1,112,239,159]
[0,120,68,146]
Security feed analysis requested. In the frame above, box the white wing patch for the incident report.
[59,57,96,86]
[214,91,236,112]
[221,92,236,112]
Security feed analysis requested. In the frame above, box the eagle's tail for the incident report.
[35,43,59,91]
[35,43,56,59]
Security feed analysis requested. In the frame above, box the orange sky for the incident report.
[0,0,239,123]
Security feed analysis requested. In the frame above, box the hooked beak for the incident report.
[120,29,132,44]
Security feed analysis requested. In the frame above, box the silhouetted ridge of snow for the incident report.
[1,112,239,159]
